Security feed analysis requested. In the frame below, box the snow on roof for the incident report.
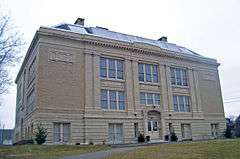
[53,23,204,58]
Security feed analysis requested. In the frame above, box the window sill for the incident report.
[172,85,189,89]
[140,104,161,107]
[101,78,125,83]
[172,111,191,114]
[101,109,126,112]
[139,82,160,86]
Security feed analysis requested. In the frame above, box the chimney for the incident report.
[158,36,167,42]
[74,18,85,26]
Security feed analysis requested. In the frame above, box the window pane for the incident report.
[153,65,158,83]
[146,64,152,82]
[118,91,125,110]
[185,96,190,112]
[110,101,117,109]
[138,63,144,73]
[176,69,182,85]
[154,94,160,105]
[147,93,153,105]
[53,123,61,142]
[153,74,158,83]
[182,70,188,86]
[101,90,108,100]
[109,59,115,69]
[109,70,116,78]
[101,101,108,109]
[100,68,107,77]
[108,59,116,78]
[63,123,70,142]
[100,58,107,68]
[138,64,144,81]
[117,60,124,79]
[110,90,116,100]
[171,68,176,85]
[139,73,144,82]
[118,91,124,101]
[101,90,108,109]
[117,60,123,71]
[117,70,123,79]
[179,96,185,111]
[110,91,117,109]
[118,102,125,110]
[146,74,151,82]
[173,95,178,111]
[140,93,146,105]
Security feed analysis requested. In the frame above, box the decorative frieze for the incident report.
[49,50,74,63]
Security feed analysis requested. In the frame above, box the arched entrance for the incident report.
[146,110,161,140]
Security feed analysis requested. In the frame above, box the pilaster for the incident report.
[125,59,134,114]
[84,53,94,112]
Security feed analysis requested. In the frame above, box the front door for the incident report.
[146,110,161,140]
[109,123,123,144]
[147,119,159,140]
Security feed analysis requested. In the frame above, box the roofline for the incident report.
[15,26,220,84]
[41,26,218,64]
[15,31,39,83]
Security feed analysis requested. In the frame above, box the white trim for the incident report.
[140,92,160,106]
[116,91,119,109]
[139,63,159,83]
[173,95,191,112]
[107,90,110,109]
[101,57,124,80]
[171,68,188,86]
[101,89,125,110]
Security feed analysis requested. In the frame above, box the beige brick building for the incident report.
[14,18,226,144]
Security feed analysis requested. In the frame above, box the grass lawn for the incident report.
[0,144,110,159]
[107,139,240,159]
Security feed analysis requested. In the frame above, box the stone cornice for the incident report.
[16,26,220,83]
[39,27,219,66]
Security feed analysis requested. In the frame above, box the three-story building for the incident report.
[14,18,226,144]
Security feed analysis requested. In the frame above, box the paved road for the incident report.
[61,147,139,159]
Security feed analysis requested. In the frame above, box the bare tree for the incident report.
[0,15,23,94]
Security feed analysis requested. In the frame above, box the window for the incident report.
[211,123,219,138]
[109,123,123,144]
[101,89,125,110]
[17,83,22,104]
[140,92,160,106]
[171,68,188,86]
[53,123,71,143]
[172,95,191,112]
[53,123,61,142]
[28,57,36,83]
[100,57,124,80]
[138,63,158,83]
[26,88,35,114]
[181,124,192,140]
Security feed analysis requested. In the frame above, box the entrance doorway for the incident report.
[146,110,161,140]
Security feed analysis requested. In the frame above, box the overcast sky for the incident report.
[0,0,240,129]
